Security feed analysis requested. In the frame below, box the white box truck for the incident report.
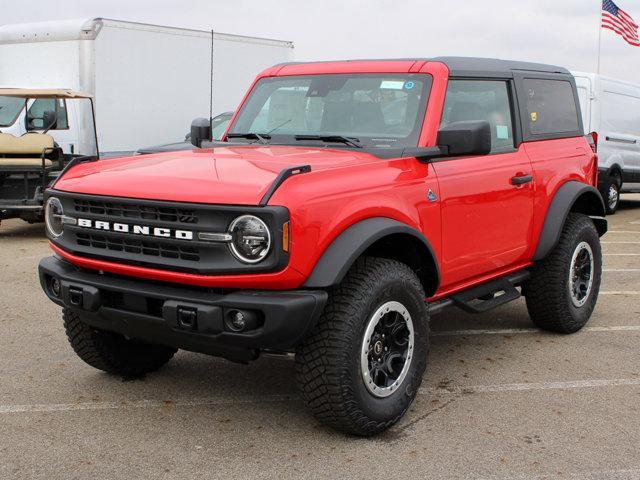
[0,18,294,155]
[573,71,640,214]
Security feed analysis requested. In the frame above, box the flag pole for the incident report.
[597,2,603,74]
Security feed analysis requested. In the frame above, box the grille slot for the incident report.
[76,233,200,262]
[73,199,198,224]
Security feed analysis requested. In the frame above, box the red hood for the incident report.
[54,146,381,205]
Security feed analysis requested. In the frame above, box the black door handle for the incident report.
[511,174,533,186]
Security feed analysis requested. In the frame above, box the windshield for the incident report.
[227,74,432,148]
[0,96,25,127]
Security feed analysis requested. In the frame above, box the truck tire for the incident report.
[602,174,621,215]
[296,257,429,436]
[524,213,602,333]
[63,309,177,377]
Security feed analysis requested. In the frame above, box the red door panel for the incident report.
[432,146,535,288]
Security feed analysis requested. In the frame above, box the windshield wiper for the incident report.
[294,135,363,148]
[226,132,270,144]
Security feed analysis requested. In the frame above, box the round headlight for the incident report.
[45,197,64,238]
[228,215,271,264]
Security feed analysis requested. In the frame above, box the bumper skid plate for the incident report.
[39,256,327,362]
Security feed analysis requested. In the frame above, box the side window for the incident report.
[27,98,69,130]
[441,80,515,153]
[522,79,579,136]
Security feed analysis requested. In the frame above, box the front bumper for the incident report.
[39,256,327,362]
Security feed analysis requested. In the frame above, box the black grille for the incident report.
[52,192,289,274]
[73,199,198,224]
[76,233,200,262]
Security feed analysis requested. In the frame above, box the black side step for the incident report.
[447,271,530,314]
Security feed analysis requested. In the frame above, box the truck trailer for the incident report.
[0,18,294,155]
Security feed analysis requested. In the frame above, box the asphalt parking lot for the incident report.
[1,196,639,480]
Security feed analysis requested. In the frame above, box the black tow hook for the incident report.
[177,307,198,331]
[68,287,84,307]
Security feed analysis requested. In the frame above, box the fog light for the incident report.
[224,309,262,333]
[226,310,247,332]
[50,277,61,297]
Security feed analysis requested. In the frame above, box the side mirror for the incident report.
[42,110,57,131]
[190,118,212,148]
[437,120,491,156]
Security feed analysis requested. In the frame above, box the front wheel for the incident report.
[63,309,177,378]
[524,213,602,333]
[296,257,429,436]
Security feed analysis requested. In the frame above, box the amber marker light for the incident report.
[282,222,290,252]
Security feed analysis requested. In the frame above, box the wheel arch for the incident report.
[608,163,623,179]
[303,217,440,297]
[601,162,623,183]
[533,181,607,262]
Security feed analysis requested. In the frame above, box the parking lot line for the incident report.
[421,378,640,394]
[477,469,640,480]
[600,291,640,295]
[432,325,640,336]
[603,253,640,256]
[604,268,640,272]
[606,230,640,233]
[1,378,638,415]
[602,241,640,244]
[0,394,297,415]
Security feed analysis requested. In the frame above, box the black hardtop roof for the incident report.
[433,57,570,76]
[275,57,571,77]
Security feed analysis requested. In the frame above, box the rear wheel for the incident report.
[63,309,177,378]
[524,214,602,333]
[602,174,621,214]
[296,257,429,436]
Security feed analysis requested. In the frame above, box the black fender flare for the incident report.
[303,217,440,292]
[533,181,607,262]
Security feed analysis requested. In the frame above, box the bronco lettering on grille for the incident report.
[76,218,194,240]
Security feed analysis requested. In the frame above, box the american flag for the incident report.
[602,0,640,47]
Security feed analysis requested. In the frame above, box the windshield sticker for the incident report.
[404,81,415,90]
[380,80,405,90]
[496,125,510,139]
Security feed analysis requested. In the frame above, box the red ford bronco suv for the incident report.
[38,57,607,436]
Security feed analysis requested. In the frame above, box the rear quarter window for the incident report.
[522,78,580,136]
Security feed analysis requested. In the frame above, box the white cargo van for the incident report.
[0,18,294,155]
[573,72,640,213]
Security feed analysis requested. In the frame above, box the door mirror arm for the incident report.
[401,146,449,162]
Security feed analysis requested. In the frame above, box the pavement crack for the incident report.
[383,387,470,441]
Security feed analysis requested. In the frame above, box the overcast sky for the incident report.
[4,0,640,83]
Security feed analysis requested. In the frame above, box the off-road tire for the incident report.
[524,213,602,333]
[602,174,621,215]
[296,257,429,436]
[63,308,177,377]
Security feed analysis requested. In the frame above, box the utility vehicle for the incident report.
[0,89,97,224]
[39,58,606,436]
